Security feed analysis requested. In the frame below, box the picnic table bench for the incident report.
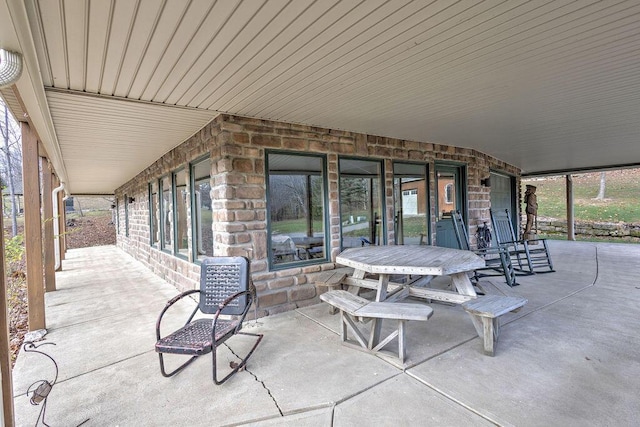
[320,290,433,363]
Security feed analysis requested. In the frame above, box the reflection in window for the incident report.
[149,181,159,246]
[161,175,172,251]
[174,169,188,257]
[339,158,384,248]
[267,152,326,267]
[191,158,213,261]
[445,183,454,204]
[393,162,428,245]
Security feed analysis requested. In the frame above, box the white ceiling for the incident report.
[2,0,640,194]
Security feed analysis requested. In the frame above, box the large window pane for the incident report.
[394,162,429,245]
[339,158,384,248]
[191,158,213,261]
[267,153,326,267]
[160,175,172,251]
[174,168,188,257]
[149,181,159,246]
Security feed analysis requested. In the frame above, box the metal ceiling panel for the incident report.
[45,90,217,194]
[7,0,640,195]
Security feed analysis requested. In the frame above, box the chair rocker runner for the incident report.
[155,256,263,384]
[490,209,554,274]
[451,211,518,287]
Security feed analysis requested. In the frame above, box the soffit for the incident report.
[14,0,640,194]
[45,90,217,195]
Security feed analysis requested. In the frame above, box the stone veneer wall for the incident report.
[115,114,520,316]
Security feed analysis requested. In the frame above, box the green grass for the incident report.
[523,169,640,223]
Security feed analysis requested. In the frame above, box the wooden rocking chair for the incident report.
[490,209,554,274]
[451,210,518,287]
[155,256,263,384]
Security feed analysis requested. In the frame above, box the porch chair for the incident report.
[451,211,518,287]
[490,209,554,274]
[155,256,263,384]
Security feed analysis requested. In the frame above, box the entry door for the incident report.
[435,164,465,248]
[490,172,517,234]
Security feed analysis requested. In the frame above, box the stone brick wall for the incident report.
[534,217,640,242]
[115,114,520,316]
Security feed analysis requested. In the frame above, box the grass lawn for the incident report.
[523,169,640,223]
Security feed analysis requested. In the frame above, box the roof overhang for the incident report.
[2,0,640,194]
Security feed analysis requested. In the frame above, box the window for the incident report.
[160,175,172,252]
[267,152,327,268]
[174,168,188,258]
[394,162,429,245]
[445,183,454,204]
[339,158,384,248]
[149,181,159,246]
[191,157,213,261]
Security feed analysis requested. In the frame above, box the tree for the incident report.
[595,171,606,200]
[0,99,22,236]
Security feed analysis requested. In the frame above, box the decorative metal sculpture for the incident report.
[24,341,58,427]
[523,184,538,240]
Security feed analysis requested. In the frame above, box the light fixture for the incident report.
[0,49,23,88]
[481,176,491,187]
[128,197,135,204]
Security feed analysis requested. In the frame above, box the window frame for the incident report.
[149,181,159,247]
[172,167,189,260]
[338,156,386,250]
[190,156,213,263]
[393,161,430,245]
[159,174,173,254]
[265,150,329,271]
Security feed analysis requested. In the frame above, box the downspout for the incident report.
[52,182,65,270]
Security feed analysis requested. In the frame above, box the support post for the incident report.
[42,161,56,291]
[21,123,46,331]
[566,175,575,241]
[0,196,15,427]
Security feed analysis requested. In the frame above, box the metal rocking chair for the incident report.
[451,211,518,287]
[155,256,263,384]
[490,209,554,274]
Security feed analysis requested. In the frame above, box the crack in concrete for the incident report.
[224,343,283,417]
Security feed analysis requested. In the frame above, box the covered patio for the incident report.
[11,239,640,426]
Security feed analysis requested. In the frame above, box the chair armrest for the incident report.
[212,289,255,336]
[156,289,200,341]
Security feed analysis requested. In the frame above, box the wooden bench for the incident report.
[462,295,527,356]
[320,290,433,363]
[315,270,348,314]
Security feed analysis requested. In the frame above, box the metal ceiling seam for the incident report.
[118,0,166,97]
[249,0,515,118]
[200,0,340,110]
[140,1,218,101]
[208,0,371,112]
[228,0,427,115]
[199,2,400,108]
[126,1,189,99]
[262,1,628,119]
[155,0,245,104]
[176,0,278,107]
[244,0,525,116]
[192,0,318,109]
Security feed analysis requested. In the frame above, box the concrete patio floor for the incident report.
[11,240,640,426]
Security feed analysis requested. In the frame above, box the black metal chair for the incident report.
[155,256,263,384]
[451,211,518,287]
[490,209,554,274]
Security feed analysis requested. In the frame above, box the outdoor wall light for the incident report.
[481,177,491,187]
[128,197,135,204]
[0,48,24,88]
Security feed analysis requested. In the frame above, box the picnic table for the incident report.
[334,245,486,350]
